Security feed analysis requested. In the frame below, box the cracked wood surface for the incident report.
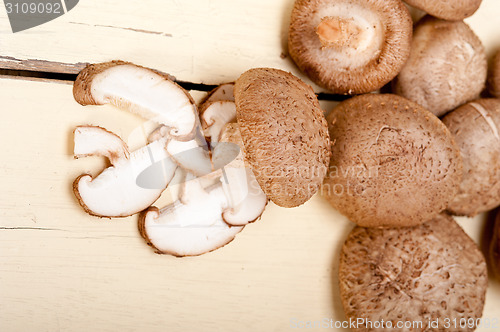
[1,1,500,332]
[1,0,500,87]
[0,0,304,86]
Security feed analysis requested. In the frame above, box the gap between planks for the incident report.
[0,56,349,101]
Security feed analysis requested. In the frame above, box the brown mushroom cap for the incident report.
[404,0,482,21]
[394,16,487,117]
[288,0,412,95]
[339,214,488,332]
[442,99,500,216]
[234,68,331,208]
[323,94,462,228]
[488,50,500,98]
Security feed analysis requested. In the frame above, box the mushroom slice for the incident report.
[139,178,243,257]
[199,83,235,110]
[73,126,177,217]
[139,124,268,255]
[220,167,268,226]
[147,124,213,177]
[215,123,268,226]
[73,61,197,138]
[288,0,412,94]
[165,136,213,176]
[74,126,129,164]
[200,101,237,145]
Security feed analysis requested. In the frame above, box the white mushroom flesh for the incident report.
[166,136,213,176]
[204,83,235,104]
[74,126,129,164]
[216,123,267,226]
[221,167,268,226]
[201,101,237,145]
[90,64,197,137]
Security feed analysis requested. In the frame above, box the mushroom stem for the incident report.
[316,16,362,49]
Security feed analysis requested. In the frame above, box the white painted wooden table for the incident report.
[0,1,499,331]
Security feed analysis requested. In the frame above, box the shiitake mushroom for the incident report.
[323,94,462,228]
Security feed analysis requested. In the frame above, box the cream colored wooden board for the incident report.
[0,0,302,85]
[1,0,500,331]
[0,78,499,332]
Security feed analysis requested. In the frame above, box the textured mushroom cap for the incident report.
[404,0,482,21]
[234,68,331,208]
[488,50,500,98]
[442,99,500,216]
[339,214,488,332]
[323,94,462,228]
[394,16,487,117]
[288,0,412,94]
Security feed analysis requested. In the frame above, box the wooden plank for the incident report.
[2,0,498,90]
[0,0,301,86]
[0,76,499,332]
[0,78,347,332]
[0,55,87,74]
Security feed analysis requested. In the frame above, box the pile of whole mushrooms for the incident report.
[71,0,500,329]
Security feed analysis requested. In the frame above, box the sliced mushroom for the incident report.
[165,136,213,176]
[404,0,482,21]
[221,167,267,226]
[74,125,129,164]
[394,16,487,117]
[139,121,267,255]
[139,178,243,257]
[140,170,266,256]
[200,101,237,145]
[288,0,412,94]
[200,83,235,106]
[73,61,197,139]
[216,123,268,226]
[146,124,213,177]
[73,126,177,217]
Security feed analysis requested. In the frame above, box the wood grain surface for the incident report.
[1,1,500,331]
